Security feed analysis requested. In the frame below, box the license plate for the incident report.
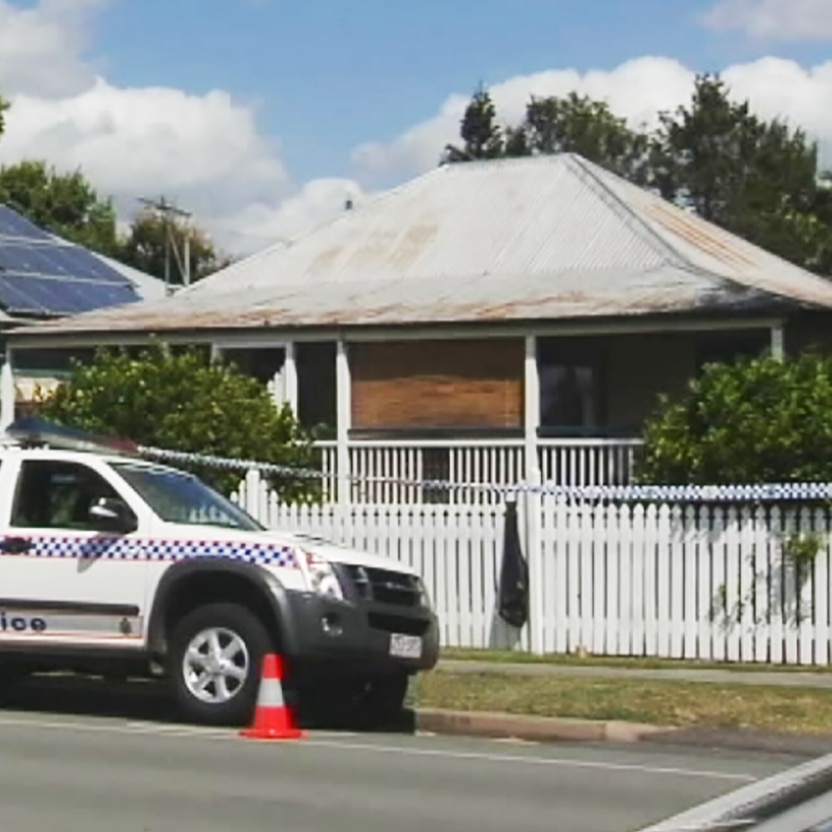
[389,633,422,659]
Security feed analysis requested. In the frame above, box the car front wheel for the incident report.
[168,602,273,726]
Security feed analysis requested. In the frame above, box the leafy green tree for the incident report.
[119,209,231,285]
[521,93,649,181]
[639,352,832,485]
[0,95,8,137]
[649,74,824,269]
[38,345,320,503]
[0,160,120,256]
[443,89,648,179]
[442,87,506,163]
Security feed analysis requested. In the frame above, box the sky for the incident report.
[2,0,832,257]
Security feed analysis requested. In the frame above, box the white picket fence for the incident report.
[233,471,832,665]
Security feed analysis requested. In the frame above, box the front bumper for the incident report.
[281,589,440,675]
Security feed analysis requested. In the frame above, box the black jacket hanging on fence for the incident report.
[497,500,530,629]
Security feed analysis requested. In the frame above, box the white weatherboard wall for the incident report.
[234,471,832,664]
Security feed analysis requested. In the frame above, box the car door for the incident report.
[0,455,150,649]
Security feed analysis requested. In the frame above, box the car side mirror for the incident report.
[89,498,137,534]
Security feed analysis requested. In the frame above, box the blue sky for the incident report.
[87,0,828,183]
[2,0,832,253]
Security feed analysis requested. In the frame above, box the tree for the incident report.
[0,160,120,256]
[38,345,320,503]
[119,209,230,285]
[443,89,649,180]
[638,352,832,485]
[0,95,8,137]
[442,87,506,163]
[520,93,649,181]
[649,74,824,269]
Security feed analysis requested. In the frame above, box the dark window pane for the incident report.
[297,342,336,432]
[11,460,127,531]
[538,337,607,433]
[221,347,285,386]
[696,332,769,374]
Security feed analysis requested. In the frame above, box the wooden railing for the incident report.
[311,437,644,504]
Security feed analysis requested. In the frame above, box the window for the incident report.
[297,342,336,433]
[537,337,607,435]
[12,460,130,531]
[111,463,263,531]
[12,348,95,378]
[695,332,770,374]
[219,347,286,386]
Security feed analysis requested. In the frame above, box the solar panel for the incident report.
[0,243,132,285]
[0,274,137,316]
[0,203,143,317]
[0,205,53,241]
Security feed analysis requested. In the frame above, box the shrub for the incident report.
[38,344,320,503]
[639,351,832,485]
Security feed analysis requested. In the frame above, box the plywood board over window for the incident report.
[351,339,524,431]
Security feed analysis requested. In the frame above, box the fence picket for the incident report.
[605,503,620,656]
[696,505,712,660]
[815,508,830,666]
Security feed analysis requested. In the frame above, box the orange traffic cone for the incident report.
[240,653,304,740]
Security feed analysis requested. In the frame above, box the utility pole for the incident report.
[137,196,193,292]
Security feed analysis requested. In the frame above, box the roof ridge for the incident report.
[564,154,692,270]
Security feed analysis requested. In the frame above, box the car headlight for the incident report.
[301,549,344,600]
[415,576,431,608]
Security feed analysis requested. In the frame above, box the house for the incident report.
[5,153,832,501]
[0,204,165,406]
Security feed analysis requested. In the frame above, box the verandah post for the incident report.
[335,338,351,507]
[523,334,545,654]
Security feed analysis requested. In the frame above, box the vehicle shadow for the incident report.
[0,674,418,735]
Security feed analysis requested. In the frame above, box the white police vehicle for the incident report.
[0,419,439,725]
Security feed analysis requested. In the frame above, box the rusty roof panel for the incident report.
[11,153,832,340]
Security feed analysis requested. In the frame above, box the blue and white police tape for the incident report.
[137,444,832,504]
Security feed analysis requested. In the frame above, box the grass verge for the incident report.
[441,648,832,674]
[414,670,832,735]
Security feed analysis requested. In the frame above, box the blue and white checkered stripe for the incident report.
[138,445,832,503]
[20,536,299,569]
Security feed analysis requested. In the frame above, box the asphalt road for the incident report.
[0,705,809,832]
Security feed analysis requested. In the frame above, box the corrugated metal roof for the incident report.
[11,153,832,338]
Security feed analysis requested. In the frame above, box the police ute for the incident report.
[0,418,440,725]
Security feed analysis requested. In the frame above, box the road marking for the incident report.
[0,714,758,782]
[299,739,758,782]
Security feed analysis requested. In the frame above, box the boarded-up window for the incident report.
[351,339,523,431]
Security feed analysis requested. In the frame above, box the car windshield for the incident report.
[110,462,265,531]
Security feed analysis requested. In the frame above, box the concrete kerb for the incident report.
[414,708,832,756]
[415,708,669,744]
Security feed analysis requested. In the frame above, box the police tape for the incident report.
[136,444,832,504]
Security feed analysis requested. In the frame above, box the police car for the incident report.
[0,419,439,725]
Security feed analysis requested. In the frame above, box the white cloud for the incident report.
[703,0,832,42]
[353,56,832,185]
[0,0,361,259]
[0,0,106,97]
[206,178,370,256]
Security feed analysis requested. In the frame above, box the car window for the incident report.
[110,462,264,531]
[11,460,131,531]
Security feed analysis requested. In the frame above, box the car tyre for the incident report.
[168,602,273,727]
